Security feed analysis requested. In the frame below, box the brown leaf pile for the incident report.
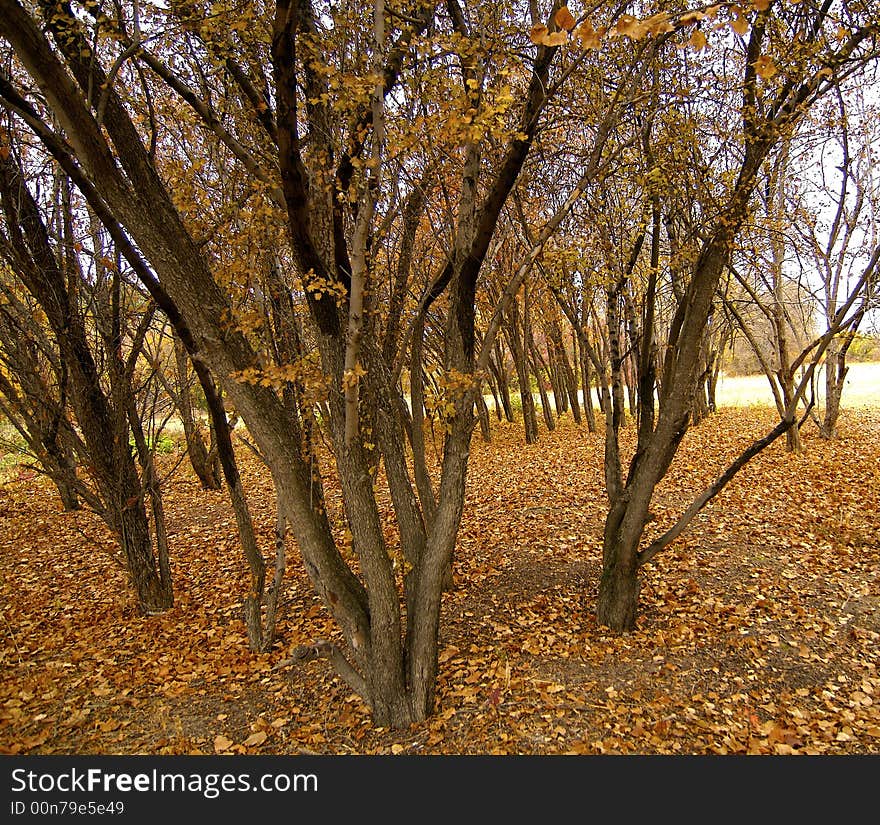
[1,406,878,755]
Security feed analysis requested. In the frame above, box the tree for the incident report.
[0,151,173,613]
[591,2,880,630]
[0,0,589,726]
[799,87,880,437]
[3,0,876,728]
[0,272,82,511]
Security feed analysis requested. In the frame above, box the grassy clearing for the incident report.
[715,361,880,409]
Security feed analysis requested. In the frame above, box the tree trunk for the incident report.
[126,403,174,612]
[507,300,538,443]
[489,346,514,423]
[487,375,503,421]
[692,361,710,425]
[561,327,582,424]
[546,344,567,416]
[525,284,554,432]
[550,320,582,423]
[54,473,80,511]
[579,335,597,432]
[625,359,638,419]
[174,337,221,489]
[476,392,491,442]
[43,427,80,510]
[596,500,646,631]
[532,352,556,432]
[114,488,174,613]
[0,150,172,614]
[820,340,847,439]
[545,332,568,417]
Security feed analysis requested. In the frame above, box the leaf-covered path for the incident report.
[1,407,878,754]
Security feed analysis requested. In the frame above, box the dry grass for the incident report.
[716,361,880,409]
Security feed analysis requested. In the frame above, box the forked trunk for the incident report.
[596,553,640,632]
[117,498,173,614]
[597,503,644,631]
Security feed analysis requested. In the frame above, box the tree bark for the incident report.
[174,337,221,489]
[506,298,539,443]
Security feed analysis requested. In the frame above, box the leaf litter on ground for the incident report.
[0,406,878,755]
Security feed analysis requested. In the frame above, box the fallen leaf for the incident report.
[213,734,233,753]
[243,730,268,747]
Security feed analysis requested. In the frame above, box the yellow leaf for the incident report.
[342,362,367,390]
[391,743,405,754]
[613,14,646,40]
[438,645,460,663]
[213,734,233,753]
[680,11,706,25]
[731,15,750,36]
[243,730,268,747]
[554,5,576,31]
[689,29,708,51]
[574,20,603,49]
[542,30,568,46]
[529,24,548,44]
[642,12,674,35]
[755,55,777,79]
[752,0,771,10]
[97,719,120,732]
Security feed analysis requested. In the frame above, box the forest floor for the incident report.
[1,405,879,755]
